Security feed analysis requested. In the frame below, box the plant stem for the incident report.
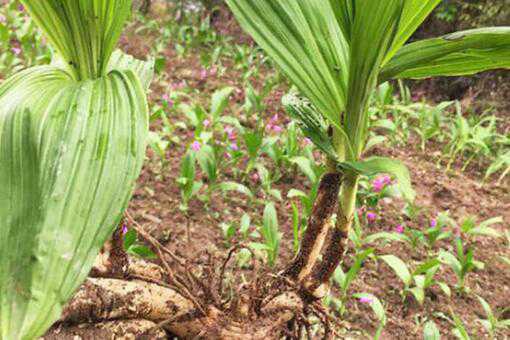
[283,171,342,280]
[306,173,358,292]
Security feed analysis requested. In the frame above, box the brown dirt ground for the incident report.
[119,9,510,340]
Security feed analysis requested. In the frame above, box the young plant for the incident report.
[423,212,453,248]
[177,150,203,240]
[476,295,510,339]
[438,238,484,292]
[352,293,387,340]
[252,202,281,267]
[485,150,510,184]
[123,228,157,259]
[331,248,374,315]
[227,0,510,292]
[380,256,450,305]
[0,1,153,338]
[459,216,502,239]
[412,101,454,151]
[423,320,441,340]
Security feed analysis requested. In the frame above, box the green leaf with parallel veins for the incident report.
[226,0,349,128]
[381,27,510,82]
[0,1,152,338]
[380,255,412,287]
[338,157,415,201]
[384,0,442,63]
[423,320,441,340]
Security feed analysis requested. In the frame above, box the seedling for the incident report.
[476,295,510,339]
[257,202,281,267]
[332,248,374,315]
[352,293,387,340]
[438,238,484,292]
[380,255,450,305]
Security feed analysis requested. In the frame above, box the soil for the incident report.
[114,7,509,340]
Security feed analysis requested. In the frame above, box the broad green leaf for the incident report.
[287,189,308,200]
[423,320,441,340]
[353,293,386,322]
[226,0,349,127]
[108,50,155,90]
[381,28,510,81]
[384,0,442,63]
[261,202,281,266]
[365,231,410,244]
[476,296,496,325]
[409,286,425,305]
[217,181,254,199]
[437,282,451,297]
[0,2,151,338]
[380,255,412,287]
[340,157,415,201]
[413,259,441,276]
[123,229,137,249]
[23,0,132,79]
[438,251,462,276]
[344,0,403,156]
[196,144,218,183]
[290,156,317,183]
[451,311,471,340]
[210,87,234,121]
[0,67,149,339]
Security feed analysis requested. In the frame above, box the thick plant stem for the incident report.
[283,171,342,281]
[306,174,358,294]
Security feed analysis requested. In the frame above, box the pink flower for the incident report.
[209,66,218,77]
[366,212,377,223]
[372,178,385,192]
[272,125,283,133]
[359,296,373,304]
[224,126,236,140]
[230,143,239,151]
[121,224,128,235]
[382,175,392,185]
[203,119,210,127]
[303,137,312,145]
[200,68,208,80]
[191,141,201,152]
[11,47,21,55]
[395,224,405,234]
[162,94,173,107]
[18,4,24,11]
[430,218,437,228]
[372,175,392,192]
[270,114,279,124]
[251,173,259,182]
[171,81,185,90]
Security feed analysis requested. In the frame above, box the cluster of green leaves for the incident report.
[369,82,509,182]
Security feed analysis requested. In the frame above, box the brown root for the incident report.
[43,204,349,339]
[283,172,342,281]
[42,319,166,339]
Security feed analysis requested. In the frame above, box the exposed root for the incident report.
[43,209,345,339]
[43,319,166,339]
[283,172,342,281]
